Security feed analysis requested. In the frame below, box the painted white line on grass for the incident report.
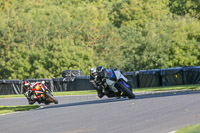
[0,97,26,99]
[168,130,177,133]
[0,111,20,116]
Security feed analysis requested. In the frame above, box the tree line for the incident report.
[0,0,199,79]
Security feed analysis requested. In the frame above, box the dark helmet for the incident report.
[97,66,104,72]
[23,80,30,90]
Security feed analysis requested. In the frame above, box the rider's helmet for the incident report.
[97,66,104,72]
[41,81,45,84]
[24,80,30,90]
[24,80,30,86]
[90,68,97,78]
[97,66,104,78]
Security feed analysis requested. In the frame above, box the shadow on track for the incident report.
[38,98,130,110]
[36,90,200,110]
[135,90,200,100]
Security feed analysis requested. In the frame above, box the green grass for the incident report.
[0,105,40,115]
[176,124,200,133]
[133,84,200,92]
[52,90,97,96]
[0,84,200,98]
[0,94,25,98]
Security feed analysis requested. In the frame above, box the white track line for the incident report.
[169,130,177,133]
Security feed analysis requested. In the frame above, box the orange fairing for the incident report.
[33,83,41,91]
[40,84,44,89]
[34,91,43,94]
[35,85,41,91]
[40,83,46,91]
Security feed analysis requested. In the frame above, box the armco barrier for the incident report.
[0,66,200,95]
[0,80,23,95]
[123,71,139,88]
[53,76,94,92]
[138,69,161,88]
[161,67,183,86]
[74,76,94,91]
[52,77,75,91]
[183,66,200,84]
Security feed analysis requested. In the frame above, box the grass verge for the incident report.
[0,84,200,98]
[133,84,200,92]
[176,124,200,133]
[0,105,40,115]
[52,90,97,96]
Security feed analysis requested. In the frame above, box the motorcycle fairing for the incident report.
[113,70,128,82]
[107,70,114,78]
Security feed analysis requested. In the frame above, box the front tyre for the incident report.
[119,82,135,99]
[46,93,58,104]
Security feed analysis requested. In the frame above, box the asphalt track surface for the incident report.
[1,90,200,133]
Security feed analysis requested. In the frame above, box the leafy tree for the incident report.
[0,0,200,79]
[121,14,200,71]
[169,0,200,19]
[109,0,170,29]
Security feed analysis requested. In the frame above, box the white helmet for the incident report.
[90,68,97,74]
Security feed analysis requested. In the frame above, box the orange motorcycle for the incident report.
[25,82,58,105]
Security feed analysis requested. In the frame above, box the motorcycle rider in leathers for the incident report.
[24,80,45,104]
[96,66,121,98]
[89,68,105,98]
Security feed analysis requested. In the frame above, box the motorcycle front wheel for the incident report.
[119,82,135,99]
[46,93,58,104]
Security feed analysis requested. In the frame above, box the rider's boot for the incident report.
[28,100,35,105]
[37,97,42,104]
[97,90,104,98]
[114,92,121,99]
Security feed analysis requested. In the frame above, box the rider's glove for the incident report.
[97,86,102,90]
[102,78,106,82]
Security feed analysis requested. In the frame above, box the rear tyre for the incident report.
[28,100,35,105]
[44,101,50,105]
[119,82,135,99]
[46,93,58,104]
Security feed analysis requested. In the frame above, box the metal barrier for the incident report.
[0,66,200,95]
